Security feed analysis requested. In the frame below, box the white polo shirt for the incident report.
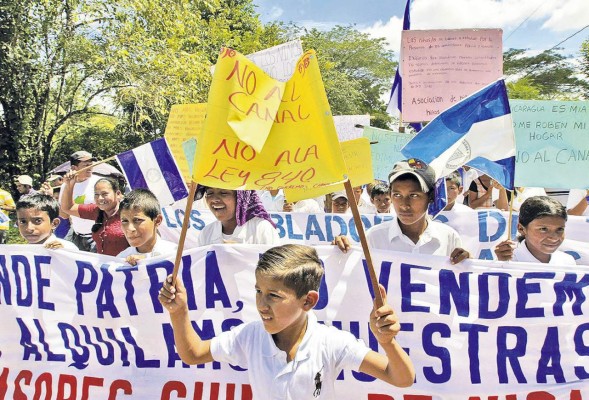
[116,237,177,258]
[210,312,369,400]
[366,217,462,256]
[196,217,280,247]
[513,240,576,265]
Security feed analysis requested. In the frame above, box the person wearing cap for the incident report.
[334,159,470,264]
[15,175,38,200]
[58,151,101,251]
[331,191,350,214]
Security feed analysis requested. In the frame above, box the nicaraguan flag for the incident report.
[116,138,189,205]
[401,79,515,190]
[385,0,422,132]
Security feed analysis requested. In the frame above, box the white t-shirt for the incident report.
[257,190,285,212]
[292,199,323,214]
[210,312,369,400]
[512,187,547,211]
[366,217,462,256]
[59,174,100,234]
[44,234,79,251]
[116,238,177,258]
[566,189,589,216]
[512,240,576,265]
[196,217,280,246]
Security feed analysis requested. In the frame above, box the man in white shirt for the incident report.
[59,151,100,251]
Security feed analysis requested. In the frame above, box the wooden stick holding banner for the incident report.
[72,156,117,176]
[507,190,515,241]
[171,181,198,283]
[343,178,384,308]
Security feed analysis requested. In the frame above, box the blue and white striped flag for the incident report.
[116,138,189,205]
[401,79,516,190]
[386,0,422,132]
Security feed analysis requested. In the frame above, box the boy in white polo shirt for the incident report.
[334,159,470,264]
[159,244,414,398]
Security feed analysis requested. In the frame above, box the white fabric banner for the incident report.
[0,245,588,399]
[159,206,589,264]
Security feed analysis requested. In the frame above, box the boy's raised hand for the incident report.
[369,284,400,344]
[158,274,188,315]
[44,241,64,250]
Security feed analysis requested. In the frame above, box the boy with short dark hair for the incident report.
[16,194,78,250]
[159,244,415,397]
[370,183,392,213]
[443,171,471,212]
[334,159,470,264]
[117,189,176,264]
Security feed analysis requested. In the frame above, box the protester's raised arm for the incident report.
[60,171,81,217]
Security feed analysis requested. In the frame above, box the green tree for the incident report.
[292,25,397,128]
[0,0,271,189]
[503,48,587,100]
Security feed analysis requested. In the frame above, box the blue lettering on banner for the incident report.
[478,272,511,319]
[0,255,11,304]
[400,263,431,313]
[116,264,139,316]
[305,214,325,242]
[325,215,347,242]
[362,260,392,300]
[162,208,206,230]
[423,323,452,383]
[516,272,555,318]
[74,261,99,315]
[121,327,160,368]
[271,214,286,238]
[17,317,43,361]
[537,326,565,383]
[97,266,120,319]
[497,326,527,383]
[180,254,198,310]
[162,323,191,368]
[553,273,589,316]
[34,255,54,311]
[478,211,505,242]
[574,322,589,379]
[13,255,32,307]
[146,260,174,313]
[204,251,232,309]
[80,325,115,366]
[285,214,303,240]
[58,322,90,369]
[439,269,470,317]
[459,323,489,384]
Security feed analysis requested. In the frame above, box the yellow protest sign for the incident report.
[193,47,347,191]
[284,138,374,201]
[164,103,207,181]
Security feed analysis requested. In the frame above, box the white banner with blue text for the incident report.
[0,245,588,399]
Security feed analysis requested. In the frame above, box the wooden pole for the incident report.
[507,189,515,241]
[343,179,384,308]
[171,181,198,283]
[72,156,117,176]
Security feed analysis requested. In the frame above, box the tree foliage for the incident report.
[503,48,588,100]
[0,0,269,188]
[290,25,397,128]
